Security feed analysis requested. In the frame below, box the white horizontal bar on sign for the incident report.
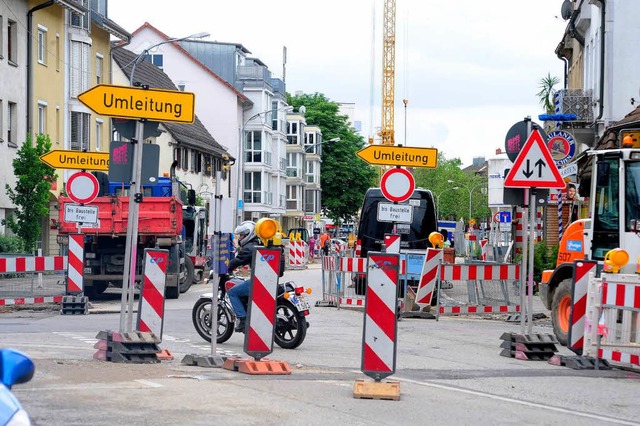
[440,264,519,281]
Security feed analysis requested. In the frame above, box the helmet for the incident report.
[234,221,256,247]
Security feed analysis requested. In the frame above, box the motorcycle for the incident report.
[192,273,311,349]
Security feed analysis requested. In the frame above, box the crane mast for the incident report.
[380,0,396,146]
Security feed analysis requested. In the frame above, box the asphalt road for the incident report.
[1,265,639,426]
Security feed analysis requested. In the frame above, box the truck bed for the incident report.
[58,196,183,236]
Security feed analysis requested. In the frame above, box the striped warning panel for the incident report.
[137,249,168,341]
[597,348,640,367]
[337,257,406,274]
[439,305,520,314]
[0,296,64,306]
[601,281,640,308]
[440,264,519,281]
[0,256,67,273]
[568,261,597,355]
[340,297,365,307]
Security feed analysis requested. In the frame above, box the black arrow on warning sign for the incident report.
[523,160,534,178]
[535,159,546,177]
[522,159,547,178]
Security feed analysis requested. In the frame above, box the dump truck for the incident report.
[57,175,195,299]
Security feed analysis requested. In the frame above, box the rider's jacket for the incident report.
[228,236,261,273]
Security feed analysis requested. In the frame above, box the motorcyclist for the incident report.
[226,220,261,332]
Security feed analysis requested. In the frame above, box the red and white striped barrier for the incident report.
[384,234,401,254]
[440,264,519,281]
[362,253,399,378]
[480,239,488,261]
[245,247,281,360]
[287,240,307,269]
[67,234,84,294]
[439,305,520,314]
[515,207,524,255]
[0,296,64,306]
[415,248,442,307]
[568,260,597,355]
[583,273,640,368]
[0,256,67,273]
[137,249,168,340]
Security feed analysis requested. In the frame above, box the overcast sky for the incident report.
[108,0,568,167]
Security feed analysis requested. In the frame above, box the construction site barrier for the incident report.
[583,273,640,368]
[319,253,520,315]
[287,240,307,270]
[137,249,168,341]
[0,255,68,306]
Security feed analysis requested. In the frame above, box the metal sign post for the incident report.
[211,170,222,358]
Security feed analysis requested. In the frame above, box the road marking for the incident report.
[397,377,638,425]
[134,379,163,388]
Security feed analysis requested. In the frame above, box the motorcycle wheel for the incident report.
[191,298,234,344]
[274,299,307,349]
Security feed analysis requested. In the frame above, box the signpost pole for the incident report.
[519,192,528,334]
[527,191,536,334]
[120,119,144,333]
[211,170,222,357]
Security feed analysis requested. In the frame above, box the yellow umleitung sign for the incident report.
[356,145,438,168]
[78,84,195,123]
[40,150,109,171]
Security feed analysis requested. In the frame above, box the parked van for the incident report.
[354,187,438,295]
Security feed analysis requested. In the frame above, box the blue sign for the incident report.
[499,211,511,223]
[566,240,583,252]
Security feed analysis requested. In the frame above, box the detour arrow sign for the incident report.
[78,84,195,123]
[40,150,109,171]
[356,145,438,168]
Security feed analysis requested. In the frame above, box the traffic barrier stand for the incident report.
[582,273,640,370]
[567,260,598,355]
[499,332,558,361]
[61,234,88,315]
[137,249,170,359]
[354,252,401,401]
[93,330,160,363]
[316,255,338,307]
[223,247,291,375]
[547,354,610,370]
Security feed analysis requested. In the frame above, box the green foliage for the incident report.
[3,134,57,253]
[414,154,489,222]
[0,235,25,253]
[533,241,559,283]
[536,73,560,114]
[287,92,377,223]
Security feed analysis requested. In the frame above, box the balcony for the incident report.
[556,89,593,123]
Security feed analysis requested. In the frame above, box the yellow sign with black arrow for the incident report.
[356,145,438,168]
[78,84,195,123]
[39,150,110,171]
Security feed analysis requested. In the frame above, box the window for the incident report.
[244,172,261,203]
[244,131,262,163]
[204,155,212,176]
[95,119,103,151]
[90,0,108,17]
[70,41,91,97]
[37,26,47,64]
[55,34,60,71]
[190,150,202,173]
[70,112,90,150]
[37,101,47,134]
[96,54,103,84]
[180,148,189,170]
[287,153,300,177]
[8,102,17,146]
[305,161,316,184]
[287,121,298,144]
[177,84,185,92]
[8,20,17,64]
[70,0,89,30]
[272,101,278,130]
[143,54,163,69]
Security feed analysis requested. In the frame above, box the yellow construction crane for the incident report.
[380,0,396,146]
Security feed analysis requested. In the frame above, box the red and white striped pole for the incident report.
[66,234,84,294]
[568,260,597,355]
[245,247,281,361]
[362,252,399,381]
[137,248,168,341]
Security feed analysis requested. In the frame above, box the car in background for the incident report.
[0,349,35,426]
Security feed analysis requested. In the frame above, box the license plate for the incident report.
[290,294,311,312]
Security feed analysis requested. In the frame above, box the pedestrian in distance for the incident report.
[320,231,330,257]
[308,235,316,261]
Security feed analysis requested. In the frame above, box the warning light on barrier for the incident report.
[255,218,282,246]
[428,231,444,248]
[603,248,629,273]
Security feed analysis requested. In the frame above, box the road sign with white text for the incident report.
[377,203,413,223]
[504,129,565,189]
[78,84,195,123]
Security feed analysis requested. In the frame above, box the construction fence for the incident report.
[0,255,68,305]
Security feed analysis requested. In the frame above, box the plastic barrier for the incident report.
[287,240,307,270]
[583,273,640,368]
[567,260,598,355]
[0,254,68,306]
[137,249,168,340]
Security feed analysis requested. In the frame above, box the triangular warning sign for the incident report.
[504,129,565,189]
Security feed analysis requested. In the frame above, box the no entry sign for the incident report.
[380,168,415,203]
[66,171,100,205]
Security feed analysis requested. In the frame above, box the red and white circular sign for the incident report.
[380,168,415,203]
[66,171,100,205]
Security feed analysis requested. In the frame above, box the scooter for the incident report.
[192,273,311,349]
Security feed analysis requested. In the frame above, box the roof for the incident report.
[91,11,130,42]
[127,22,252,108]
[112,47,230,158]
[594,105,640,150]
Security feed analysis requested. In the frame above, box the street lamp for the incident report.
[120,31,210,333]
[460,182,486,224]
[304,137,340,153]
[236,105,294,225]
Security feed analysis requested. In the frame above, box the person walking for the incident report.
[308,235,316,261]
[320,231,330,257]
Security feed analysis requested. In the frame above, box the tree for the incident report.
[536,73,560,114]
[3,134,57,252]
[287,93,377,223]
